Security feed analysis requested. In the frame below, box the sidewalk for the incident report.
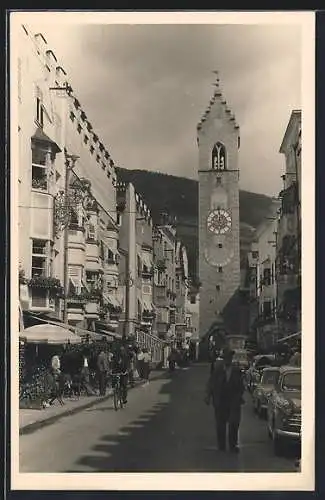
[19,370,166,435]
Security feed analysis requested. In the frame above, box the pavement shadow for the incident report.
[72,364,217,472]
[70,364,299,473]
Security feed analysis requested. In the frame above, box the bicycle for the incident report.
[112,372,127,411]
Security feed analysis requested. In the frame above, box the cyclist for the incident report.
[111,345,130,405]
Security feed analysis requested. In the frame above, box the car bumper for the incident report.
[277,429,301,440]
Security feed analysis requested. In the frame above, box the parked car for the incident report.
[246,354,276,393]
[252,366,280,418]
[267,365,301,456]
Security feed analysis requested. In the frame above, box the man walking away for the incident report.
[97,349,109,396]
[205,347,245,453]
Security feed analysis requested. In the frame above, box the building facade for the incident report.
[253,200,280,348]
[197,74,241,338]
[276,110,301,338]
[174,241,189,347]
[17,25,120,339]
[116,182,155,338]
[152,225,177,341]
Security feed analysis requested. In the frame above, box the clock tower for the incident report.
[197,72,241,339]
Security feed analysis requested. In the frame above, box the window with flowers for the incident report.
[32,147,49,191]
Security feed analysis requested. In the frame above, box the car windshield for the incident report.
[261,370,279,385]
[282,372,301,391]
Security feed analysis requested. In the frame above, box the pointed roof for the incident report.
[31,127,61,153]
[197,71,239,132]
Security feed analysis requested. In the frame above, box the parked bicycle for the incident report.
[112,371,127,411]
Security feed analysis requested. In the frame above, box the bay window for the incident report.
[32,147,48,191]
[86,223,96,241]
[31,239,48,277]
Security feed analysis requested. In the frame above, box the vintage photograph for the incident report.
[10,11,314,490]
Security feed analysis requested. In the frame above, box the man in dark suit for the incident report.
[205,347,245,453]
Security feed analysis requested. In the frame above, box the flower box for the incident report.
[28,276,63,296]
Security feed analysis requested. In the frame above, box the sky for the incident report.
[29,20,301,196]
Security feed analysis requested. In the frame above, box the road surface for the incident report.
[19,363,299,472]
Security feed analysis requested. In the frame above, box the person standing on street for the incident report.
[142,348,151,385]
[137,347,145,380]
[97,349,109,396]
[205,347,245,453]
[81,354,96,396]
[128,347,136,387]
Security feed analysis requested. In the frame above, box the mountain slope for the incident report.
[116,168,274,276]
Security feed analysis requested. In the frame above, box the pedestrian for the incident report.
[205,347,245,453]
[81,354,96,396]
[168,348,177,372]
[128,347,136,387]
[97,349,109,396]
[51,354,61,375]
[289,346,301,367]
[111,345,129,404]
[142,348,151,384]
[210,348,222,374]
[137,347,145,379]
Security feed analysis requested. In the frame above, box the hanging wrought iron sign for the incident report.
[53,177,94,236]
[53,190,71,235]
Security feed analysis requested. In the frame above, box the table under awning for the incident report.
[21,323,82,345]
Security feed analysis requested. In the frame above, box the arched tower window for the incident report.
[212,142,227,170]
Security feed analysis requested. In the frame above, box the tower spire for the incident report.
[197,70,239,133]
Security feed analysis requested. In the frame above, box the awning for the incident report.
[142,296,154,312]
[105,240,116,253]
[31,127,61,153]
[142,251,153,269]
[97,329,122,340]
[277,331,301,343]
[21,323,82,345]
[69,277,81,289]
[103,293,121,309]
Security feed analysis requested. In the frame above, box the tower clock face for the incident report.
[207,208,232,235]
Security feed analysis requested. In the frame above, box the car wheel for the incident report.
[272,428,284,457]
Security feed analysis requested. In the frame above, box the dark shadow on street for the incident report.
[68,364,299,473]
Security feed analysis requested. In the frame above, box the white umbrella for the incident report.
[21,323,82,345]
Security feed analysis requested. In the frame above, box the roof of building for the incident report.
[197,71,239,133]
[279,109,301,153]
